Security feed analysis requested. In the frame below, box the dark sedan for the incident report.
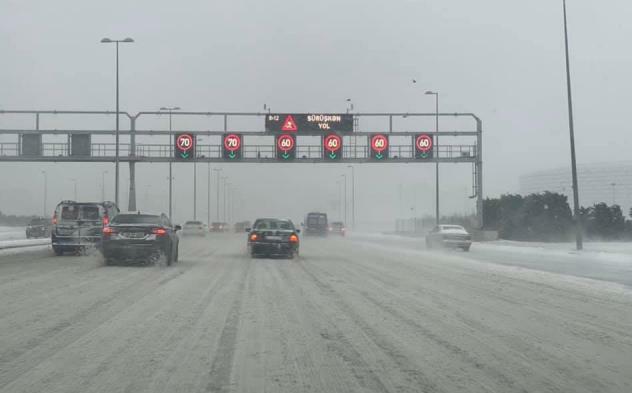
[26,217,51,239]
[101,213,181,265]
[247,218,300,258]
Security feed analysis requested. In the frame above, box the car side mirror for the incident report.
[245,228,251,232]
[296,229,301,234]
[175,225,182,231]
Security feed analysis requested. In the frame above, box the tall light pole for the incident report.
[71,179,78,200]
[213,168,222,221]
[41,171,47,216]
[159,106,180,220]
[425,90,440,226]
[341,174,347,225]
[207,162,211,226]
[101,37,134,208]
[347,165,356,229]
[336,179,343,221]
[222,177,229,223]
[562,0,583,250]
[101,170,108,201]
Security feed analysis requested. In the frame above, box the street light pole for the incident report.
[562,0,583,250]
[41,171,47,216]
[222,176,228,222]
[213,168,222,222]
[101,170,108,201]
[159,106,181,220]
[71,179,77,200]
[207,163,211,226]
[341,174,347,225]
[425,90,440,226]
[193,159,197,220]
[347,165,356,229]
[101,37,133,208]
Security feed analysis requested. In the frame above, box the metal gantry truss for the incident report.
[0,110,483,226]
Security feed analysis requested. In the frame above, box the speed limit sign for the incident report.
[276,134,296,160]
[323,133,342,160]
[222,133,242,160]
[369,134,389,160]
[414,134,434,159]
[174,133,195,160]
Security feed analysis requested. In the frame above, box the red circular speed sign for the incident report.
[277,134,295,151]
[223,134,241,151]
[176,134,194,153]
[324,134,342,153]
[371,134,389,153]
[415,134,433,152]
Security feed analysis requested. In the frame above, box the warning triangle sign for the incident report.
[281,115,298,132]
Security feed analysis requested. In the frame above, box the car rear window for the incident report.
[307,215,327,226]
[185,221,202,225]
[59,205,101,221]
[255,220,293,230]
[30,218,48,225]
[111,214,161,225]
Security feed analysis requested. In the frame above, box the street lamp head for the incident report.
[122,37,134,43]
[425,91,436,95]
[100,38,113,43]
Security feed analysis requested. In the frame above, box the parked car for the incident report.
[329,221,346,236]
[182,220,206,236]
[247,218,300,258]
[425,225,472,251]
[26,217,51,238]
[101,212,181,265]
[51,200,119,255]
[303,212,328,236]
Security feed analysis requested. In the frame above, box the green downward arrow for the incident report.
[180,152,189,159]
[229,151,236,159]
[375,153,383,159]
[282,152,290,159]
[329,152,337,159]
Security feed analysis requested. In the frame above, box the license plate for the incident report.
[266,235,282,241]
[123,232,145,239]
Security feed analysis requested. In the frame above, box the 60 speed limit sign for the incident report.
[414,134,434,159]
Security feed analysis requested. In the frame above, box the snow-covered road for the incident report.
[1,234,631,392]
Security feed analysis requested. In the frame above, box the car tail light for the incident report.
[103,215,109,226]
[52,212,57,225]
[152,227,168,236]
[103,226,114,236]
[289,234,299,243]
[249,233,259,241]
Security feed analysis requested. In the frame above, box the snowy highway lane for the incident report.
[1,234,632,393]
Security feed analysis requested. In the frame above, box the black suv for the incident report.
[26,217,51,239]
[51,200,119,255]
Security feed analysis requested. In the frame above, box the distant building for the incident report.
[519,162,632,214]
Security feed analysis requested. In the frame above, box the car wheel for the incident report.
[461,245,471,252]
[174,245,179,263]
[53,246,64,256]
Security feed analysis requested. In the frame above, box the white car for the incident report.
[425,225,472,251]
[182,221,207,236]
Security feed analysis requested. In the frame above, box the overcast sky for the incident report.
[1,0,631,226]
